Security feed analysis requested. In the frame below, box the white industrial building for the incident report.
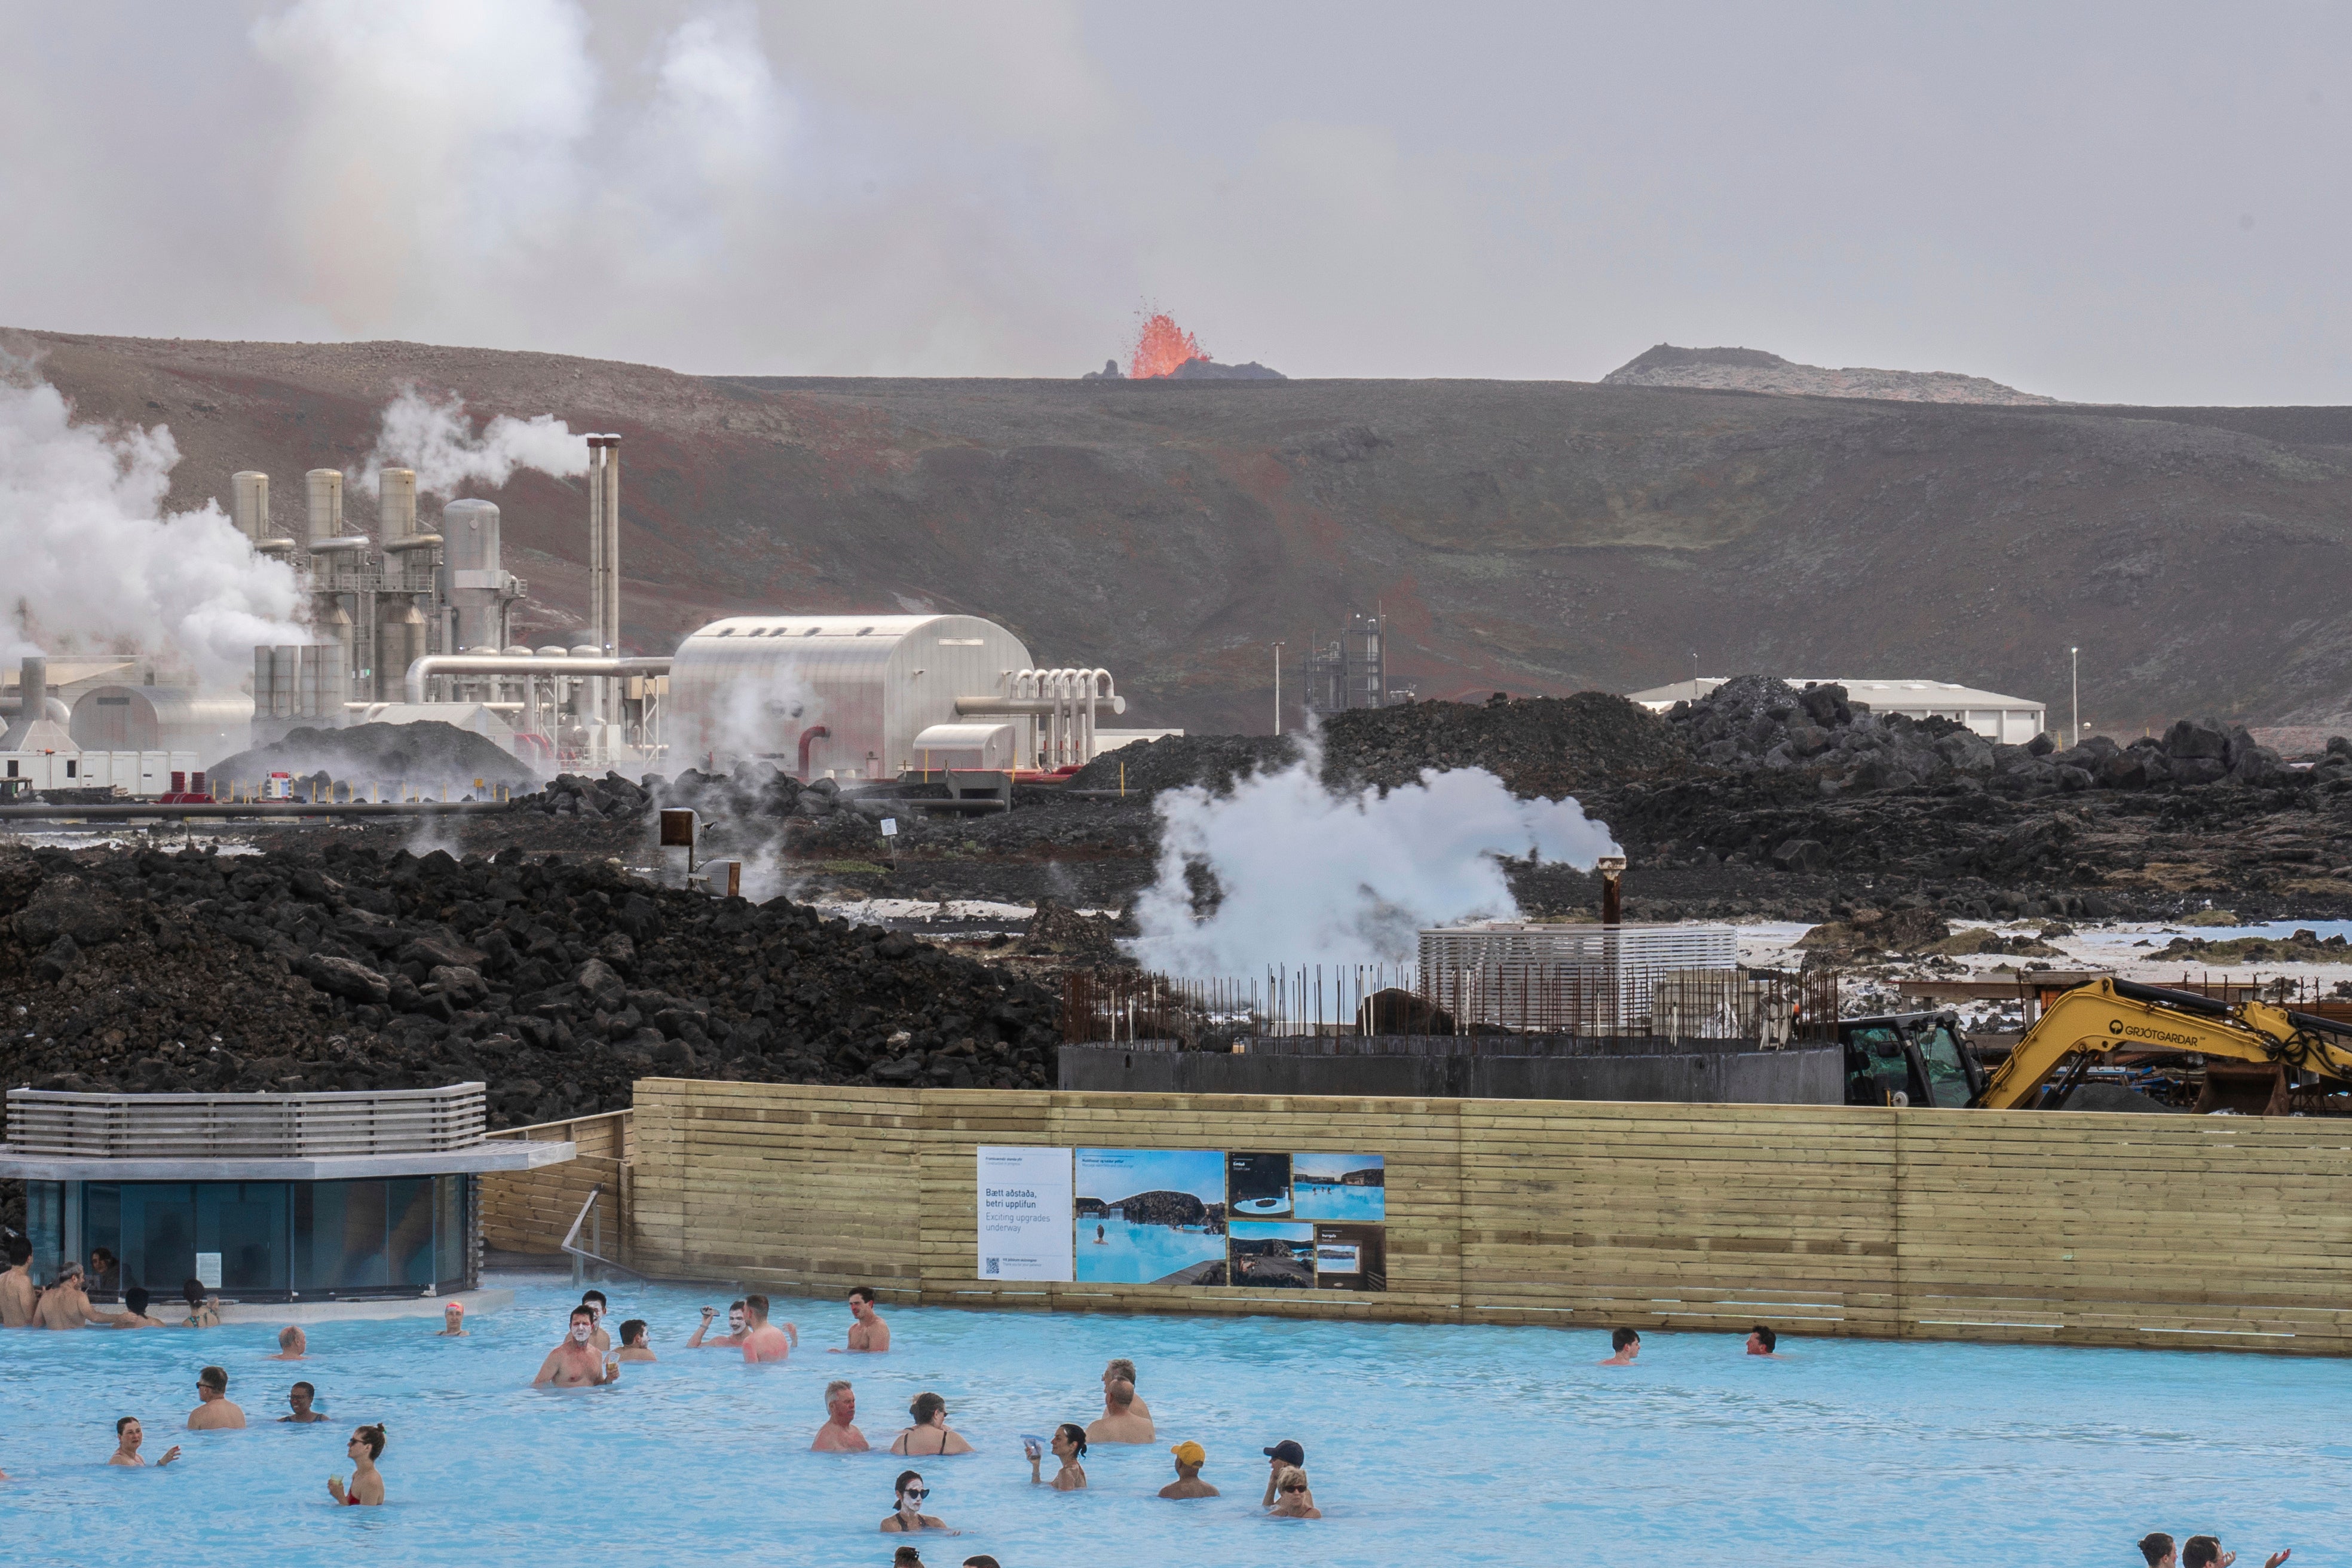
[667,614,1126,779]
[1627,678,2047,745]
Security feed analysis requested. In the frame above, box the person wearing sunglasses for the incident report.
[326,1423,388,1506]
[186,1365,246,1429]
[1269,1465,1321,1519]
[880,1469,953,1534]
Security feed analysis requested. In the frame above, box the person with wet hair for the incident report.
[327,1423,387,1505]
[2183,1536,2290,1568]
[1,1233,36,1328]
[1600,1327,1641,1365]
[880,1469,951,1533]
[614,1319,657,1362]
[1101,1357,1150,1421]
[578,1290,611,1352]
[832,1285,890,1354]
[687,1300,749,1349]
[1084,1379,1153,1445]
[267,1325,308,1361]
[1025,1422,1088,1490]
[109,1416,179,1468]
[960,1557,1001,1568]
[813,1379,868,1451]
[890,1392,974,1456]
[33,1261,111,1330]
[1744,1324,1780,1357]
[741,1294,800,1363]
[112,1287,167,1329]
[179,1281,220,1329]
[533,1306,620,1387]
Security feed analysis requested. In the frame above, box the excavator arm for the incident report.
[1976,976,2352,1110]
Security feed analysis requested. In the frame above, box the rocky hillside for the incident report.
[1602,344,2058,405]
[16,327,2352,735]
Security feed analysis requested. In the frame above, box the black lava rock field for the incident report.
[0,840,1064,1122]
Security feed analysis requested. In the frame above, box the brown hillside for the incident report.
[13,327,2352,736]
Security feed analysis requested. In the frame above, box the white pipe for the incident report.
[586,439,605,720]
[406,653,667,707]
[602,436,622,728]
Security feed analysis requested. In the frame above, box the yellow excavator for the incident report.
[1976,976,2352,1111]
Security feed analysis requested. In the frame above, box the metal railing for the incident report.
[562,1184,645,1284]
[4,1083,488,1159]
[1062,966,1839,1046]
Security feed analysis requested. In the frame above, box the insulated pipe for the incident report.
[797,724,831,779]
[586,437,606,699]
[405,653,668,708]
[0,696,69,723]
[602,435,622,727]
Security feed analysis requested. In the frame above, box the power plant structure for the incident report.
[1303,611,1410,715]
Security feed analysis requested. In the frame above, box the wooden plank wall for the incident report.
[480,1110,635,1261]
[611,1081,2352,1354]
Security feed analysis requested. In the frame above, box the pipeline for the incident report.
[405,653,669,706]
[0,801,513,822]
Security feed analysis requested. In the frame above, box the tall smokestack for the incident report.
[602,434,621,725]
[1598,855,1626,926]
[379,467,416,541]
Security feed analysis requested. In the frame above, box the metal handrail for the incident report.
[561,1183,645,1283]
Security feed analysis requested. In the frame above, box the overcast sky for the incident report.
[2,1,2345,402]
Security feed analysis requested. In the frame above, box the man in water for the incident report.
[741,1294,799,1363]
[266,1325,308,1361]
[1744,1324,1782,1358]
[1159,1440,1218,1499]
[436,1301,468,1337]
[113,1287,168,1328]
[1600,1328,1641,1365]
[534,1307,621,1387]
[187,1365,246,1429]
[33,1262,112,1330]
[109,1417,179,1467]
[614,1319,657,1362]
[1,1234,36,1327]
[1103,1358,1152,1422]
[830,1285,890,1353]
[1260,1439,1306,1507]
[1084,1379,1153,1445]
[813,1379,869,1451]
[579,1290,612,1352]
[687,1301,749,1349]
[280,1381,328,1423]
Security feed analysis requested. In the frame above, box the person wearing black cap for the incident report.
[1260,1439,1305,1508]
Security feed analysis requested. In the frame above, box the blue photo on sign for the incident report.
[1290,1152,1385,1221]
[1074,1148,1229,1285]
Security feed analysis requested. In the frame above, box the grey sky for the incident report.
[1,1,2341,402]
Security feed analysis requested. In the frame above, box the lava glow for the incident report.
[1128,312,1207,378]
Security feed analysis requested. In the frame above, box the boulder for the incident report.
[1771,838,1828,873]
[2164,719,2228,760]
[2229,745,2287,787]
[300,954,392,1005]
[573,957,627,1012]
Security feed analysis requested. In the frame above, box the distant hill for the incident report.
[1604,344,2059,406]
[14,326,2352,736]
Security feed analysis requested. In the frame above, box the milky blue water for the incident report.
[4,1278,2345,1567]
[1291,1181,1385,1223]
[1073,1218,1224,1284]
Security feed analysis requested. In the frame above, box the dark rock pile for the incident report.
[1318,691,1685,797]
[1064,734,1297,795]
[209,721,540,794]
[0,841,1064,1125]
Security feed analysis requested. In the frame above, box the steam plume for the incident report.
[1129,744,1622,978]
[0,358,308,682]
[356,385,587,497]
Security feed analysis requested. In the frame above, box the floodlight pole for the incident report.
[2070,646,2080,745]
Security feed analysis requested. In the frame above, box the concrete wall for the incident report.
[1058,1042,1842,1103]
[590,1080,2352,1354]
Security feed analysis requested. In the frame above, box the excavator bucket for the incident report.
[2194,1061,2290,1116]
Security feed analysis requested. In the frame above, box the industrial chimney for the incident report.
[585,434,622,725]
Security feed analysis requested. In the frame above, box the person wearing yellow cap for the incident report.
[1159,1440,1218,1499]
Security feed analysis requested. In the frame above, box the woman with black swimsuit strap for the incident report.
[889,1392,973,1456]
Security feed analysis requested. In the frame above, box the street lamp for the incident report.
[2069,646,2080,746]
[1272,641,1285,737]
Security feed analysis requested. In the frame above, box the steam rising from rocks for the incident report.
[0,359,307,681]
[1130,743,1622,978]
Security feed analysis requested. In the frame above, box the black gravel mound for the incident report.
[209,722,540,794]
[1065,734,1298,795]
[0,841,1062,1126]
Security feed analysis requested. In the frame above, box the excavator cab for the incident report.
[1839,1011,1984,1108]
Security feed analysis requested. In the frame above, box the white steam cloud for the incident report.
[357,385,588,498]
[0,362,308,682]
[1130,747,1622,978]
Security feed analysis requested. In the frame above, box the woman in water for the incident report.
[890,1392,974,1456]
[1024,1423,1088,1490]
[1269,1465,1321,1519]
[880,1469,951,1533]
[327,1424,387,1506]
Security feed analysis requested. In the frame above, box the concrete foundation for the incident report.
[213,1286,514,1326]
[1058,1038,1842,1103]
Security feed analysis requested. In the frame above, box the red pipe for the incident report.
[797,724,830,779]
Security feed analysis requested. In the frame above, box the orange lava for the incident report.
[1128,312,1208,379]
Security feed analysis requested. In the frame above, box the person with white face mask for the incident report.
[532,1307,621,1387]
[687,1300,751,1350]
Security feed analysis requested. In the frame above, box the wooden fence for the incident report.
[585,1082,2352,1353]
[481,1109,635,1264]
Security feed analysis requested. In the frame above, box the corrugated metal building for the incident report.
[69,687,253,768]
[667,614,1037,779]
[1627,678,2046,745]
